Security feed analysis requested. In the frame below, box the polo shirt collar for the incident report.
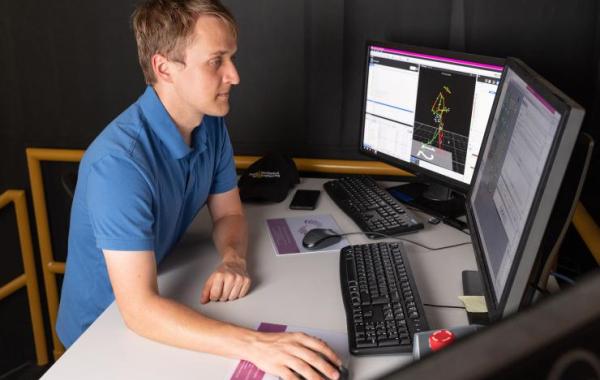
[191,123,208,156]
[139,86,208,159]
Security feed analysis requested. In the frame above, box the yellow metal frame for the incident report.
[25,147,600,359]
[0,190,48,365]
[26,149,81,360]
[235,155,412,176]
[573,202,600,265]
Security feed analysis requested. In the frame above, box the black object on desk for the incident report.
[340,242,429,355]
[289,189,321,210]
[302,228,342,250]
[324,176,423,236]
[238,153,299,203]
[442,217,468,231]
[387,181,466,220]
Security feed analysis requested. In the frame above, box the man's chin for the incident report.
[205,104,230,118]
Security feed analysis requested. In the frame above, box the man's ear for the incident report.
[151,53,175,83]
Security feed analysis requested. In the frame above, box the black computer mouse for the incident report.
[302,228,342,250]
[316,364,350,380]
[337,365,350,380]
[295,359,350,380]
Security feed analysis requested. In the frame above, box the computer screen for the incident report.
[467,57,585,321]
[359,41,504,191]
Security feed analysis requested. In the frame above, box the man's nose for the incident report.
[224,61,240,85]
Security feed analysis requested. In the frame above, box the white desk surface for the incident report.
[42,177,476,380]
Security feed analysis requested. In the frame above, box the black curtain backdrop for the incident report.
[1,0,599,374]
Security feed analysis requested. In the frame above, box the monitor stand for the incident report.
[386,175,466,219]
[462,270,491,325]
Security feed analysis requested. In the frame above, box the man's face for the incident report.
[170,15,239,118]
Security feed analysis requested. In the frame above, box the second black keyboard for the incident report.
[340,242,429,355]
[324,176,423,236]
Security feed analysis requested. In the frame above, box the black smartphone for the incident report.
[289,189,321,210]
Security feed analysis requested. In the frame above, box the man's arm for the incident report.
[104,250,342,380]
[202,187,250,303]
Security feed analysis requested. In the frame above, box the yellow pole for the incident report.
[0,275,27,300]
[48,262,66,274]
[235,155,411,176]
[0,190,49,365]
[26,149,67,359]
[572,202,600,265]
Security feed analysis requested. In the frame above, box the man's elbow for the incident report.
[118,297,157,336]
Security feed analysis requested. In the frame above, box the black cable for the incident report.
[338,231,472,251]
[550,271,576,285]
[423,303,466,310]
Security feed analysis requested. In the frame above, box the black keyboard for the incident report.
[340,242,429,354]
[324,176,423,236]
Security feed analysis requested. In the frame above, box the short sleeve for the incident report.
[209,120,237,194]
[87,155,155,251]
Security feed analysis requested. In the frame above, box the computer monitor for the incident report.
[359,41,504,204]
[466,57,585,321]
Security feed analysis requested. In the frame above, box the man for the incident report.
[56,1,342,379]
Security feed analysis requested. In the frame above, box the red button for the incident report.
[428,329,455,352]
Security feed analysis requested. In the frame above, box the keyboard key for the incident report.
[379,338,401,347]
[356,339,377,348]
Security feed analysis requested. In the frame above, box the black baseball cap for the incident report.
[238,153,300,203]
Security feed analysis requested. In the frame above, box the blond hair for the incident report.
[132,0,238,84]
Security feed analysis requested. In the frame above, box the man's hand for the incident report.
[205,188,250,304]
[201,257,251,303]
[248,331,342,380]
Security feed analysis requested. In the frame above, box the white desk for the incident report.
[42,177,476,380]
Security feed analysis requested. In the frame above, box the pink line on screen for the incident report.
[526,85,556,114]
[372,46,503,71]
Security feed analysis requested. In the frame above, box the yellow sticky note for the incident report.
[458,295,488,313]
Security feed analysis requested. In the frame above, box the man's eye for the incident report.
[210,58,222,67]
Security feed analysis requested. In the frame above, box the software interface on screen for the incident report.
[361,45,503,185]
[470,67,562,302]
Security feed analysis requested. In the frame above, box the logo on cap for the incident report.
[249,171,281,179]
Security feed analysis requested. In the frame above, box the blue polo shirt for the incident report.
[56,86,237,347]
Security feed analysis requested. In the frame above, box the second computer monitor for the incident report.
[467,57,585,321]
[359,41,504,191]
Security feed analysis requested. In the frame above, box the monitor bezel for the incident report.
[465,57,579,321]
[358,40,505,193]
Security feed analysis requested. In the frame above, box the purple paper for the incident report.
[229,323,287,380]
[257,322,287,333]
[266,218,299,254]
